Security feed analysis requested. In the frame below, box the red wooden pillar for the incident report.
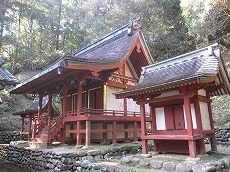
[76,81,82,116]
[38,95,43,121]
[112,121,117,145]
[194,95,203,132]
[150,104,158,151]
[76,81,82,145]
[184,93,196,158]
[85,120,91,146]
[140,102,148,154]
[207,101,217,151]
[103,123,107,142]
[28,115,32,141]
[32,117,36,139]
[124,98,128,140]
[76,121,81,145]
[47,94,52,144]
[194,95,206,154]
[61,87,68,144]
[133,121,138,142]
[20,115,25,140]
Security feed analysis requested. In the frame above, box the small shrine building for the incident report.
[115,44,230,158]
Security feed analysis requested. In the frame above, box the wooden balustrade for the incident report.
[63,108,150,118]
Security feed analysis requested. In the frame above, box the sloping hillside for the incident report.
[0,70,40,131]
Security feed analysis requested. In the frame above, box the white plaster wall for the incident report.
[127,98,140,112]
[198,89,207,96]
[155,107,166,130]
[157,90,180,98]
[127,99,150,113]
[183,103,197,129]
[106,86,124,111]
[200,101,211,130]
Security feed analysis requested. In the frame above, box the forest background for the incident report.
[0,0,229,130]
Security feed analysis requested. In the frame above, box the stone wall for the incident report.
[0,131,27,144]
[0,128,229,145]
[0,144,150,172]
[216,128,230,145]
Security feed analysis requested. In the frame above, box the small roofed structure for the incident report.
[0,60,19,89]
[115,43,230,158]
[13,96,60,141]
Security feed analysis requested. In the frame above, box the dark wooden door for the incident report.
[164,104,185,130]
[174,104,185,130]
[89,87,103,109]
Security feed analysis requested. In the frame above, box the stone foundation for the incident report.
[0,131,27,144]
[0,144,148,172]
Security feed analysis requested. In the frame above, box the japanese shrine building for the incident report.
[10,19,154,146]
[115,43,230,158]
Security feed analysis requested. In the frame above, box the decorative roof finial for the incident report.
[127,17,142,36]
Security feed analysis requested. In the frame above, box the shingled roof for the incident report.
[115,44,230,98]
[10,18,153,94]
[0,60,19,87]
[13,96,49,115]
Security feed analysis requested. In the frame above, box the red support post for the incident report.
[112,121,117,145]
[77,81,82,116]
[103,123,107,142]
[184,93,196,158]
[47,94,52,144]
[85,120,91,146]
[194,95,203,132]
[134,121,138,142]
[76,121,81,145]
[28,115,32,141]
[20,115,24,140]
[140,102,148,154]
[32,117,36,139]
[38,95,42,121]
[124,98,127,116]
[61,88,68,144]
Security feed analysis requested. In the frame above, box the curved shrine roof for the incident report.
[115,44,230,98]
[0,60,19,86]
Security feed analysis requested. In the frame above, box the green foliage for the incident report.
[0,101,10,112]
[0,0,196,72]
[211,95,230,128]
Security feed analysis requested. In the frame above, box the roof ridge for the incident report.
[73,18,142,57]
[73,24,129,57]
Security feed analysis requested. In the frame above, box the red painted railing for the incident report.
[63,108,149,118]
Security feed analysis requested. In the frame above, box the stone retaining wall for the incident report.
[0,128,229,145]
[0,131,27,144]
[216,128,230,145]
[0,144,147,172]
